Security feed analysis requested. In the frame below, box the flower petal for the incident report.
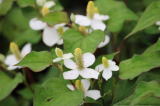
[156,21,160,25]
[36,0,46,6]
[63,53,73,59]
[109,60,119,71]
[75,15,91,26]
[29,18,47,30]
[63,70,79,80]
[80,68,99,79]
[95,64,104,72]
[64,59,77,69]
[56,39,63,45]
[54,23,66,29]
[4,55,19,70]
[91,20,106,31]
[98,35,110,48]
[44,1,55,8]
[43,26,60,47]
[83,53,95,67]
[102,70,112,80]
[81,79,90,91]
[21,43,32,57]
[94,14,109,21]
[53,57,62,63]
[85,90,101,100]
[67,84,75,91]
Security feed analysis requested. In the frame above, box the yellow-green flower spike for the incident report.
[78,26,88,35]
[86,1,99,18]
[10,42,21,60]
[41,7,49,16]
[102,57,109,68]
[75,80,83,90]
[57,27,64,35]
[74,48,83,69]
[55,48,63,57]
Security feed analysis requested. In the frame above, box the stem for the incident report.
[22,68,34,93]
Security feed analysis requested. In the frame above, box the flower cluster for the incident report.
[53,48,119,100]
[29,1,110,48]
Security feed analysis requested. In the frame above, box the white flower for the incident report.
[98,35,110,48]
[63,48,99,80]
[53,48,73,62]
[4,43,32,70]
[75,14,109,31]
[95,57,119,80]
[67,79,101,100]
[29,18,68,47]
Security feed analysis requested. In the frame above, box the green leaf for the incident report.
[1,8,41,46]
[119,51,160,80]
[17,51,53,72]
[113,81,160,106]
[41,12,69,25]
[34,78,83,106]
[95,0,138,32]
[143,39,160,55]
[0,0,14,15]
[63,29,105,53]
[126,1,160,38]
[0,96,18,106]
[119,39,160,80]
[17,0,35,7]
[0,72,23,100]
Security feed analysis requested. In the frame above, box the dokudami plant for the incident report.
[0,0,160,106]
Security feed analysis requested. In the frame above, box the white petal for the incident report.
[21,43,32,57]
[4,55,19,70]
[67,84,75,91]
[102,70,112,80]
[0,0,3,4]
[85,90,101,100]
[64,59,77,69]
[63,53,73,59]
[94,14,109,21]
[53,57,62,62]
[44,1,55,8]
[98,35,110,48]
[29,18,47,30]
[108,60,119,71]
[91,20,106,31]
[54,23,66,29]
[43,26,60,47]
[75,15,91,26]
[156,21,160,25]
[81,79,90,91]
[56,39,63,45]
[80,68,99,79]
[95,64,104,72]
[63,70,79,80]
[36,0,46,6]
[83,53,95,67]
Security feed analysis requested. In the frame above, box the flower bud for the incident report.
[57,27,64,35]
[75,80,83,90]
[10,42,21,60]
[78,26,88,35]
[55,48,63,57]
[41,7,49,16]
[87,1,99,18]
[102,57,109,68]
